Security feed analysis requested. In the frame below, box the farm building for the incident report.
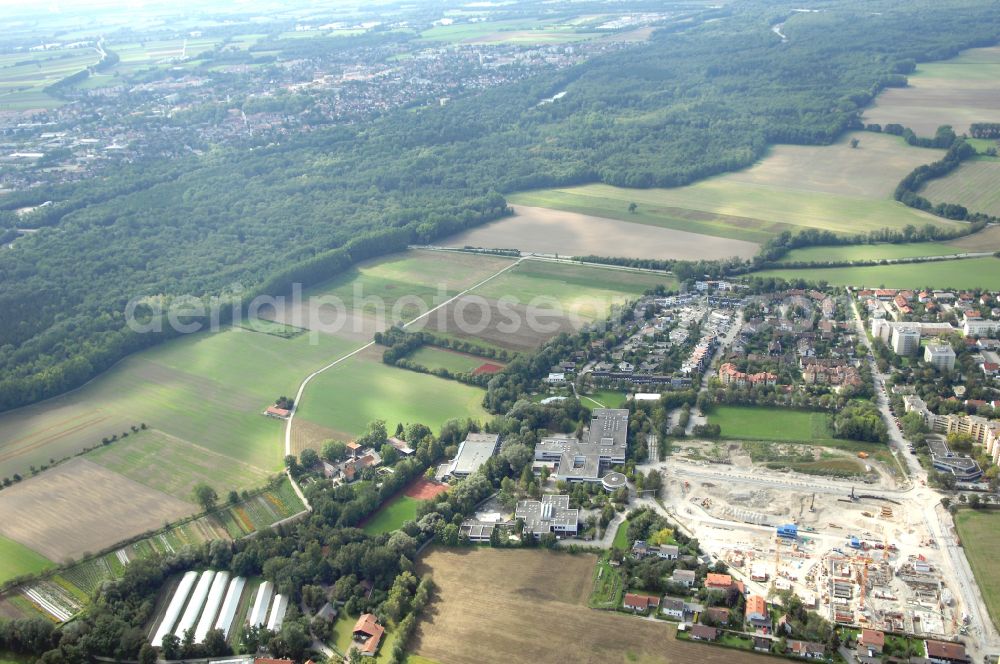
[195,571,230,643]
[152,571,198,647]
[175,571,216,638]
[448,432,500,478]
[214,576,247,638]
[351,613,384,657]
[265,406,290,419]
[266,594,289,632]
[248,581,274,628]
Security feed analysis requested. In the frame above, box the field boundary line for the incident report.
[284,257,524,455]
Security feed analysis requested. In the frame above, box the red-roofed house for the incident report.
[745,594,770,629]
[623,593,660,612]
[705,573,733,590]
[352,614,384,657]
[265,406,290,419]
[925,639,969,664]
[858,628,884,656]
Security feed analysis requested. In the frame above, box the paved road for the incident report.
[849,289,998,659]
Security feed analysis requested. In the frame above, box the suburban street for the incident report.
[848,290,998,659]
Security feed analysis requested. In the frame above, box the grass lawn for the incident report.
[751,256,1000,290]
[776,242,962,264]
[86,429,272,504]
[295,351,489,440]
[954,509,1000,631]
[239,317,306,339]
[612,519,630,549]
[582,390,627,409]
[0,536,53,585]
[710,406,836,443]
[406,346,490,374]
[362,495,422,535]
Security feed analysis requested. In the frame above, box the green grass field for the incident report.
[0,327,360,479]
[407,346,492,374]
[954,509,1000,631]
[472,260,670,320]
[0,536,53,585]
[776,242,962,264]
[87,429,272,504]
[362,495,422,535]
[581,390,627,409]
[419,19,595,44]
[0,47,100,109]
[510,181,956,244]
[295,351,489,441]
[239,317,306,339]
[709,406,836,443]
[612,519,630,550]
[751,256,1000,290]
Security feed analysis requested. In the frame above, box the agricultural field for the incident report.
[265,250,515,343]
[863,45,1000,135]
[419,18,598,45]
[406,347,495,375]
[920,158,1000,218]
[0,536,53,586]
[0,326,357,481]
[422,259,668,353]
[291,347,489,454]
[413,548,778,664]
[0,458,192,563]
[0,47,100,110]
[86,429,272,503]
[443,204,760,261]
[709,406,836,443]
[947,225,1000,252]
[954,509,1000,631]
[751,256,1000,290]
[775,242,964,264]
[361,495,421,536]
[509,133,955,244]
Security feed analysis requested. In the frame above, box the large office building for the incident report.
[534,408,629,485]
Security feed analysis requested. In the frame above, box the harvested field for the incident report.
[921,158,1000,218]
[863,46,1000,135]
[422,296,576,352]
[443,204,759,260]
[947,225,1000,252]
[404,477,448,500]
[413,548,780,664]
[0,459,192,563]
[264,250,515,343]
[86,429,271,503]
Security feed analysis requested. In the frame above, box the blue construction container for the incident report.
[776,524,798,539]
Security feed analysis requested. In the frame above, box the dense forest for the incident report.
[2,0,999,411]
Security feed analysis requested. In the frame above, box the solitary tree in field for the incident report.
[193,483,218,512]
[628,202,638,213]
[850,138,860,149]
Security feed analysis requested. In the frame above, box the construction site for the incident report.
[659,456,969,640]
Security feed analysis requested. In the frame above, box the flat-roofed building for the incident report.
[533,409,629,485]
[515,494,578,539]
[448,432,500,478]
[891,326,920,355]
[924,343,956,371]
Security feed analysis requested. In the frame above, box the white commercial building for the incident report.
[924,343,956,371]
[890,326,920,356]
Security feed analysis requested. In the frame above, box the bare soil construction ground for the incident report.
[414,548,780,664]
[443,204,760,260]
[863,46,1000,135]
[0,458,192,563]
